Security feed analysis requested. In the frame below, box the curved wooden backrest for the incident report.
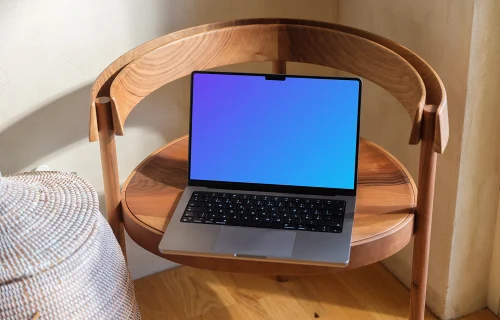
[89,18,448,153]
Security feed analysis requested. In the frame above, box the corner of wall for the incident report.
[444,0,500,318]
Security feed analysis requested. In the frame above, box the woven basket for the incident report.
[0,172,141,319]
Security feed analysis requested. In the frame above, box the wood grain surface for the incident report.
[134,263,436,320]
[110,23,424,139]
[134,263,498,320]
[122,136,416,275]
[410,105,438,320]
[96,97,126,257]
[89,18,447,153]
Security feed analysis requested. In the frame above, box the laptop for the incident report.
[159,71,362,267]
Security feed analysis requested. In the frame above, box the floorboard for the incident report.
[134,263,498,320]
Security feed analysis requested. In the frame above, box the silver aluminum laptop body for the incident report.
[159,71,361,267]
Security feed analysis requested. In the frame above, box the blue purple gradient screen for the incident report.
[190,73,360,190]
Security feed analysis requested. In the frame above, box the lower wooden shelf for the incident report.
[122,136,416,275]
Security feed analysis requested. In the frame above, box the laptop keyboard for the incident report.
[180,191,345,233]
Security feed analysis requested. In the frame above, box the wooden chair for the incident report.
[89,19,448,320]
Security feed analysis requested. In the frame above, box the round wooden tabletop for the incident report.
[122,136,416,275]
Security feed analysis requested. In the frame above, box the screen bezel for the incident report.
[188,70,362,197]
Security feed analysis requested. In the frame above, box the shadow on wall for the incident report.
[0,77,191,176]
[0,85,92,174]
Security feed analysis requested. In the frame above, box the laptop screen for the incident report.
[189,72,361,193]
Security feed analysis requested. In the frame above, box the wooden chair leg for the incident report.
[409,105,438,320]
[96,97,127,260]
[276,276,289,282]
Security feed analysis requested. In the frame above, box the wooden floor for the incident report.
[134,263,498,320]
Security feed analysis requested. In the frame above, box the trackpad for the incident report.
[214,227,296,258]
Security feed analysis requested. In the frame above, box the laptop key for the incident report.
[283,223,296,230]
[318,226,330,232]
[204,219,214,224]
[181,217,193,222]
[307,226,318,232]
[330,226,342,233]
[332,222,342,229]
[186,206,203,212]
[297,225,307,231]
[193,218,204,223]
[215,219,227,225]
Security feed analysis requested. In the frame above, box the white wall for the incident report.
[465,0,500,315]
[337,1,500,319]
[0,0,337,280]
